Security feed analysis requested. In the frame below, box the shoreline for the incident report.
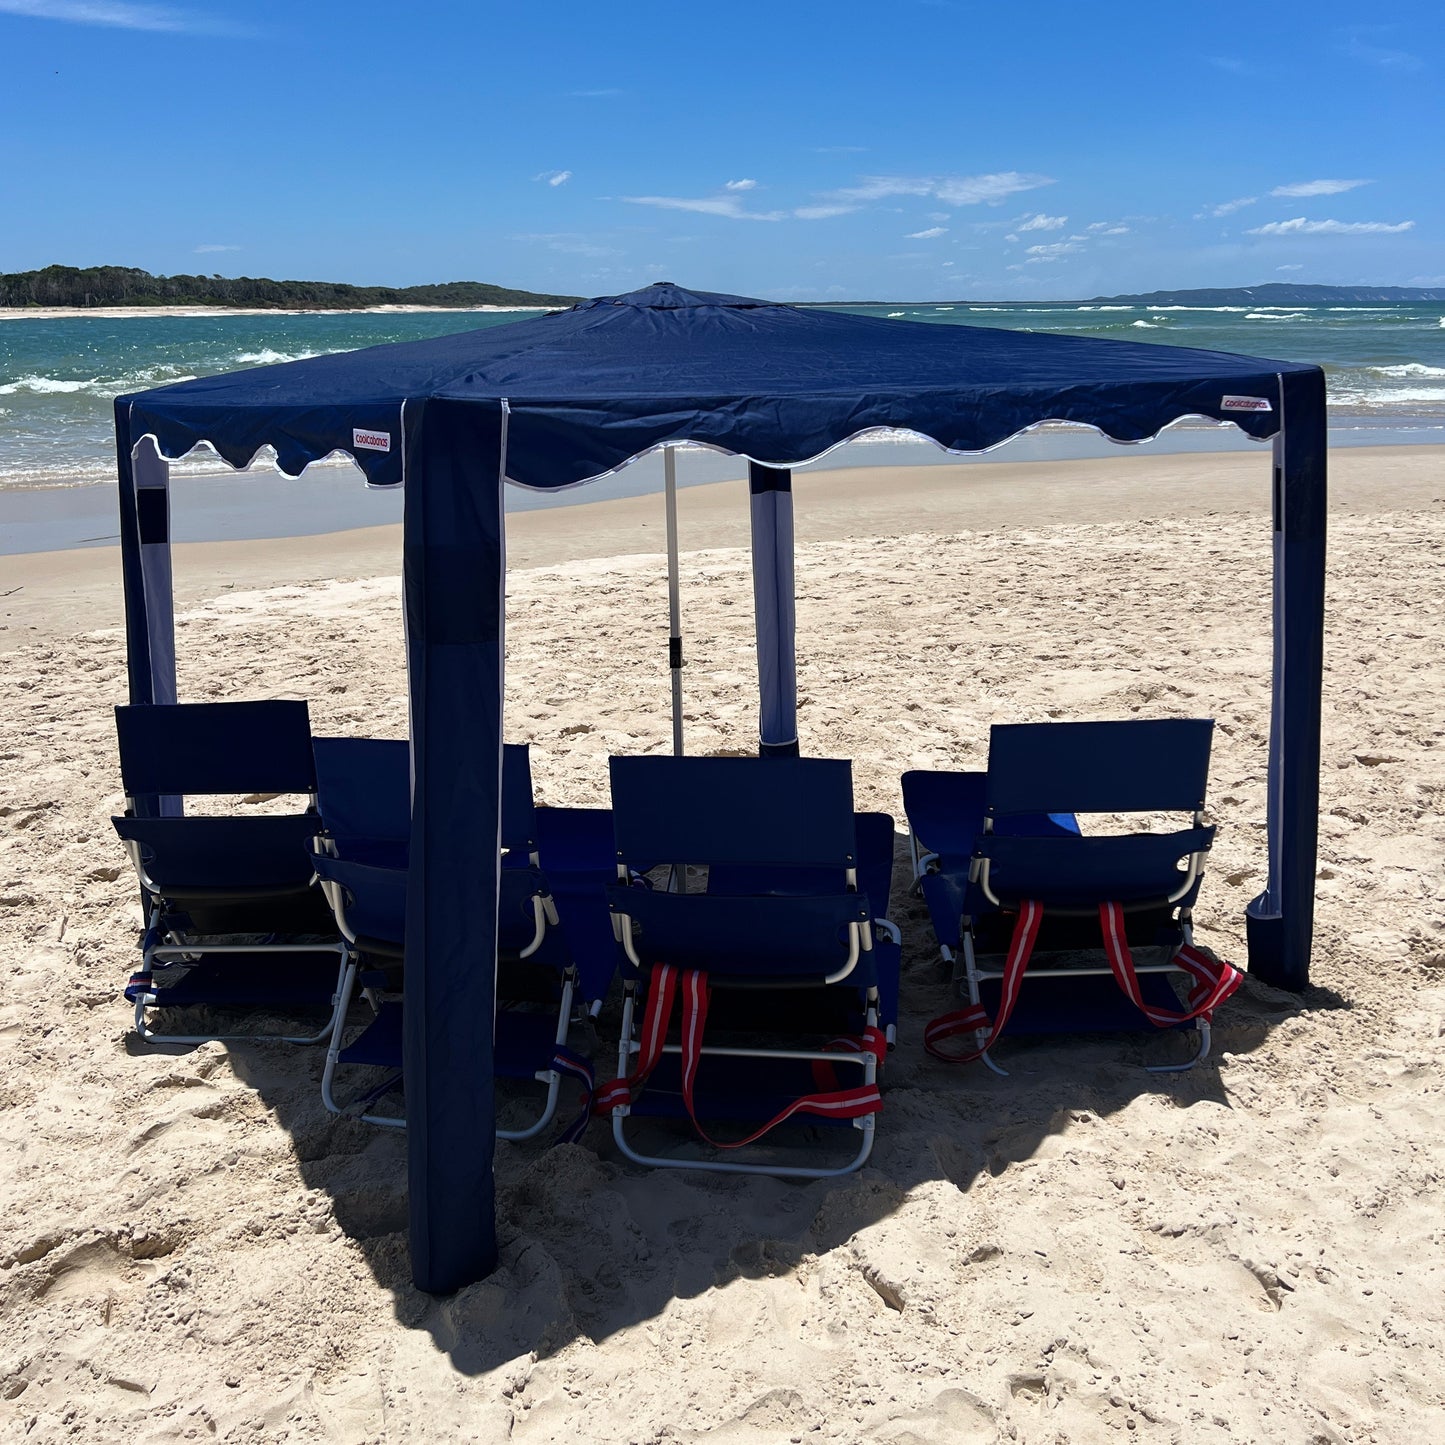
[6,442,1441,650]
[3,434,1442,557]
[0,303,561,322]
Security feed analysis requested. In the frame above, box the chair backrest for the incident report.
[312,850,407,947]
[609,755,857,868]
[115,700,315,798]
[500,743,538,854]
[985,719,1213,819]
[311,739,537,852]
[313,737,411,845]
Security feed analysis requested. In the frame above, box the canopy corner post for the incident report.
[748,462,799,759]
[115,408,177,710]
[1246,368,1327,992]
[401,396,502,1294]
[664,446,685,756]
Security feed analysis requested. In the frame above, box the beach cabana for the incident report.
[114,284,1326,1293]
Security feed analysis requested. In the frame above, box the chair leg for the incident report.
[1145,1018,1212,1074]
[133,926,348,1047]
[497,974,576,1143]
[960,930,1008,1077]
[320,953,360,1117]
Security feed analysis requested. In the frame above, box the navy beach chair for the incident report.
[312,740,595,1140]
[913,720,1241,1073]
[598,755,896,1178]
[112,700,345,1044]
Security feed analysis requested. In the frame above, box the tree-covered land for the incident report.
[0,265,579,310]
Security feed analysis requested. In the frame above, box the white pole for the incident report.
[664,445,684,755]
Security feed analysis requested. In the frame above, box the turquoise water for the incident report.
[2,302,1443,490]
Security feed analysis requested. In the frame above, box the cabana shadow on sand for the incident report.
[114,284,1327,1293]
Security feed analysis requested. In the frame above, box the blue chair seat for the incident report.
[129,953,340,1010]
[624,1054,860,1129]
[337,1001,562,1079]
[984,972,1195,1037]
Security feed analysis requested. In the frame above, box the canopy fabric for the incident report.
[123,283,1313,488]
[114,285,1327,1299]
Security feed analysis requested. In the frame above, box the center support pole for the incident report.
[664,445,685,756]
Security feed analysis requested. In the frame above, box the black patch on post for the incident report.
[137,488,169,545]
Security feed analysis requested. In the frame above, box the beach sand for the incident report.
[2,445,1443,1441]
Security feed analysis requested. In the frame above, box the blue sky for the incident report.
[1,0,1441,300]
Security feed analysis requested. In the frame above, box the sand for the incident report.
[2,446,1443,1442]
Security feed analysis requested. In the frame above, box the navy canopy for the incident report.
[124,283,1311,488]
[115,284,1326,1296]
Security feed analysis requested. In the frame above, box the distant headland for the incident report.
[1086,283,1445,306]
[0,265,580,312]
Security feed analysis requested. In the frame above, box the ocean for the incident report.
[2,301,1444,494]
[1,300,1443,553]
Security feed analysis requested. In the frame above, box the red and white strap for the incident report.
[593,963,884,1147]
[925,898,1242,1064]
[1097,901,1242,1026]
[923,898,1042,1063]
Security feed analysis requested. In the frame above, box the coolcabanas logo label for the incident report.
[352,428,392,452]
[1220,395,1273,412]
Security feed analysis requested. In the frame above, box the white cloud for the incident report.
[1270,178,1370,197]
[1248,216,1414,235]
[1016,213,1066,232]
[0,0,241,31]
[1207,55,1264,77]
[623,191,854,222]
[1024,241,1082,260]
[623,194,784,220]
[1196,196,1257,218]
[1086,221,1130,234]
[905,226,948,239]
[1276,264,1304,272]
[193,243,240,253]
[513,233,620,258]
[724,178,757,191]
[832,171,1053,206]
[535,170,572,187]
[1338,29,1423,72]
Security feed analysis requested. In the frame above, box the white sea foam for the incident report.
[1372,363,1445,379]
[235,348,321,365]
[0,369,197,398]
[887,311,905,318]
[1327,307,1399,312]
[1371,386,1445,405]
[1131,320,1160,328]
[1146,305,1253,313]
[0,375,95,395]
[1078,305,1133,311]
[1245,312,1310,321]
[934,307,955,312]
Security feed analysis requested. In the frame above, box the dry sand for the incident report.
[1,446,1444,1442]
